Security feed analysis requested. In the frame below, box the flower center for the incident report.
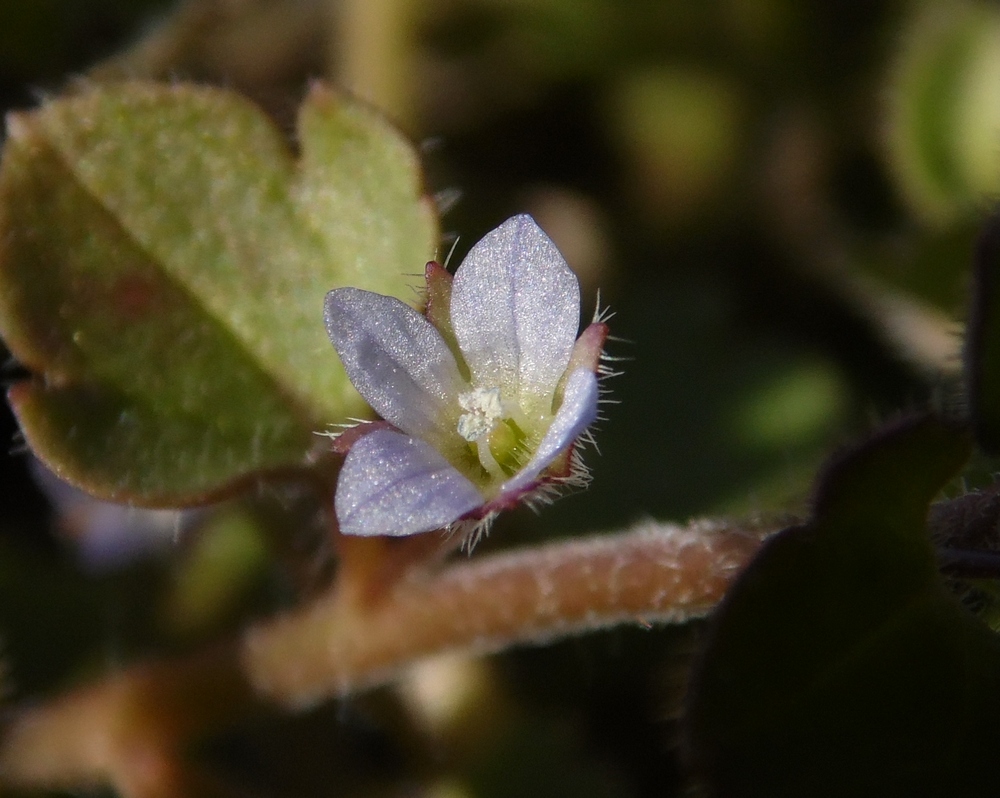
[456,387,534,485]
[457,386,504,442]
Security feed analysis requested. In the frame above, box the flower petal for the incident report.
[500,368,598,496]
[336,429,485,537]
[325,288,465,441]
[450,215,580,409]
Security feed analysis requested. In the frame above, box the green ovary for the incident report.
[489,418,529,475]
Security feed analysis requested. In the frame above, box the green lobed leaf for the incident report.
[0,81,437,503]
[684,415,1000,798]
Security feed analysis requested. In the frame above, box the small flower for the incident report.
[324,215,609,539]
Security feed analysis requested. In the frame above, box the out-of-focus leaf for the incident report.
[0,81,436,504]
[684,415,1000,798]
[967,209,1000,453]
[609,68,744,225]
[886,2,1000,224]
[0,536,167,697]
[731,360,845,450]
[161,507,269,640]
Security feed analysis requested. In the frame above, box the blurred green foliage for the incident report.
[687,417,999,797]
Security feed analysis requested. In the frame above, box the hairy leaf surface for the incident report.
[0,82,436,503]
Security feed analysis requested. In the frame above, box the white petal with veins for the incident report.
[336,429,485,537]
[450,215,580,408]
[325,288,464,442]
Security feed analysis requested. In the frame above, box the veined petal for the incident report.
[336,429,485,537]
[500,368,598,497]
[450,215,580,408]
[325,288,465,441]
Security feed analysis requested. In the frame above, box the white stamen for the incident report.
[457,386,504,441]
[476,437,506,480]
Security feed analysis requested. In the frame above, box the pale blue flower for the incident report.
[325,215,607,538]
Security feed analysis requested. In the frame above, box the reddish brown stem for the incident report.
[0,519,768,791]
[0,644,258,795]
[243,519,766,706]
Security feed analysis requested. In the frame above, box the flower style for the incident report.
[324,215,609,538]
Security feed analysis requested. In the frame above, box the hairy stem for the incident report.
[332,0,416,126]
[0,644,257,795]
[0,519,768,791]
[243,519,766,706]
